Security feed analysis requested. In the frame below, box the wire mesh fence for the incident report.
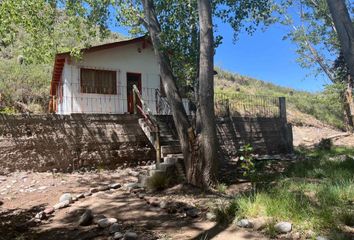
[214,93,280,117]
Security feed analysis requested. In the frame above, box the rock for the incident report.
[93,214,107,224]
[38,186,47,191]
[316,237,329,240]
[186,208,199,218]
[237,219,253,228]
[123,183,139,191]
[84,192,92,197]
[43,207,55,215]
[0,200,3,206]
[206,212,216,221]
[109,183,121,189]
[274,221,292,233]
[147,198,160,207]
[97,218,117,228]
[124,231,138,240]
[35,211,46,220]
[53,200,70,210]
[291,232,301,239]
[59,193,73,203]
[98,185,110,192]
[79,209,93,226]
[137,193,145,199]
[252,217,272,230]
[76,193,85,199]
[90,188,99,194]
[129,170,139,177]
[72,197,78,202]
[109,223,121,233]
[113,232,123,239]
[159,201,168,209]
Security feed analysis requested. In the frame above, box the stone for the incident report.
[124,231,138,240]
[35,211,46,220]
[137,193,145,199]
[59,193,73,203]
[84,192,92,197]
[113,232,123,239]
[291,232,301,239]
[159,200,168,209]
[76,193,85,199]
[274,222,292,233]
[206,212,216,221]
[252,217,273,230]
[0,200,3,206]
[237,219,253,228]
[147,197,159,207]
[72,197,78,202]
[90,188,99,194]
[53,200,70,210]
[38,186,47,191]
[79,209,93,226]
[186,208,199,218]
[316,237,329,240]
[97,218,117,228]
[123,183,139,191]
[109,223,121,233]
[98,185,110,192]
[43,207,54,215]
[109,183,121,189]
[93,214,107,224]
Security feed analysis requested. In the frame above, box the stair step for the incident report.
[161,140,180,146]
[161,145,182,157]
[158,162,175,171]
[149,169,166,177]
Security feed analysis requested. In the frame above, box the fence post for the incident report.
[133,88,137,114]
[279,97,287,122]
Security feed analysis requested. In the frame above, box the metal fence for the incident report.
[214,93,281,118]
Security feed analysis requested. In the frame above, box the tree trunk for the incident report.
[343,76,354,131]
[189,0,218,186]
[326,0,354,82]
[141,0,194,176]
[141,0,218,188]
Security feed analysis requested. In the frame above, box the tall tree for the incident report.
[326,0,354,130]
[326,0,354,80]
[281,0,354,131]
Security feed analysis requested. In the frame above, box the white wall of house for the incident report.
[56,42,189,115]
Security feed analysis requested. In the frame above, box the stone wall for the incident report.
[0,114,155,172]
[217,117,293,157]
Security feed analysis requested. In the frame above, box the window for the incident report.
[80,68,117,94]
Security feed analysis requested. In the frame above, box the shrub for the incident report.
[147,173,170,191]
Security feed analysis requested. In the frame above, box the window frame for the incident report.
[80,68,117,95]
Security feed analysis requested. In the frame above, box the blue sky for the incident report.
[111,15,331,93]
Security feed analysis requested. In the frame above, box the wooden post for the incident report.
[155,125,161,166]
[279,97,287,122]
[133,87,137,114]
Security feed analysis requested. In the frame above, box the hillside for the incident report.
[215,67,345,130]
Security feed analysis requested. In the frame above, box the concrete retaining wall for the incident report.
[0,114,154,173]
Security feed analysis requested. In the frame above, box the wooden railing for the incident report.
[132,85,161,165]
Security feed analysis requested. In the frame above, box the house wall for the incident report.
[57,42,161,114]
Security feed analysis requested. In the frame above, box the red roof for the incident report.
[50,36,150,97]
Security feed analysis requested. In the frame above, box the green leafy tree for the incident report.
[281,0,354,131]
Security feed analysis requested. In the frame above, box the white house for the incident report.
[49,36,189,115]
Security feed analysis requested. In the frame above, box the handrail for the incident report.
[132,85,161,165]
[155,89,171,115]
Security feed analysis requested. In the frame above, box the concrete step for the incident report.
[161,145,182,157]
[149,169,166,177]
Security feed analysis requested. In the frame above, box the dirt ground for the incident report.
[0,166,269,240]
[293,125,354,147]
